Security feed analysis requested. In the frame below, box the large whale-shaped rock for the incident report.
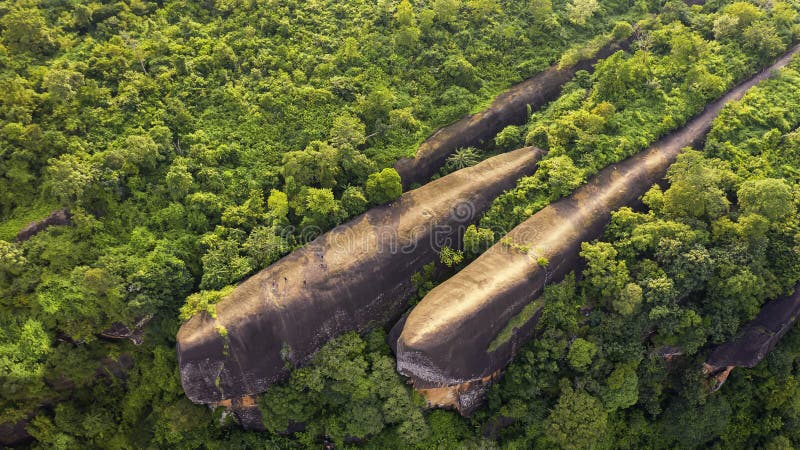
[177,146,545,404]
[394,44,800,415]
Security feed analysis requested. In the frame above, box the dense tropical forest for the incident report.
[1,0,800,447]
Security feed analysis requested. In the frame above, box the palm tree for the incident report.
[445,147,482,172]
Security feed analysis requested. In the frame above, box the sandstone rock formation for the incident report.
[393,38,633,189]
[15,209,71,242]
[177,146,545,405]
[0,416,32,447]
[704,284,800,391]
[393,45,800,415]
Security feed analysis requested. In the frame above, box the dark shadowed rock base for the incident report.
[704,284,800,390]
[394,44,800,415]
[177,147,546,407]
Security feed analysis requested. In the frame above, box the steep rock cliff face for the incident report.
[393,38,632,189]
[704,285,800,390]
[177,147,545,404]
[393,46,800,415]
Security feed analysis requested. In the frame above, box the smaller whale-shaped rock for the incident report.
[394,44,800,414]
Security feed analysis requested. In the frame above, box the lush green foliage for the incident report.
[0,0,652,444]
[482,1,800,233]
[2,0,800,447]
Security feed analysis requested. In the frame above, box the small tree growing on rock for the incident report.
[365,168,402,205]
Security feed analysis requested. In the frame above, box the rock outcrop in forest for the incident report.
[393,0,708,189]
[393,37,632,188]
[177,146,545,404]
[393,45,800,415]
[704,284,800,390]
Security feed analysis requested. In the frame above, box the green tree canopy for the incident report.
[365,168,402,205]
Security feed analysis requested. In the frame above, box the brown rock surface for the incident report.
[393,0,712,189]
